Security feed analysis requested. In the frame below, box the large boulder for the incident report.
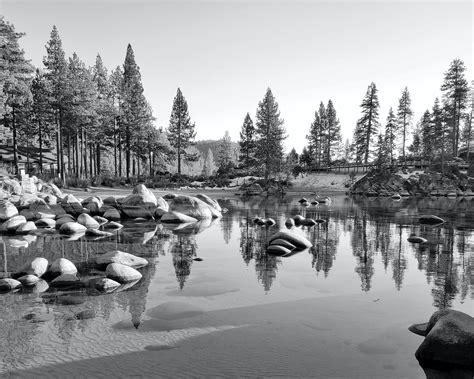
[105,263,142,283]
[120,184,157,207]
[121,205,154,219]
[409,309,474,368]
[103,208,121,221]
[16,221,37,234]
[0,201,19,221]
[169,195,219,219]
[96,250,148,268]
[14,257,49,278]
[77,213,100,229]
[268,230,312,250]
[49,258,78,277]
[0,215,27,232]
[59,222,87,235]
[61,194,84,215]
[161,211,198,224]
[196,194,222,212]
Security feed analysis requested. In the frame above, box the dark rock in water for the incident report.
[0,278,22,292]
[270,238,296,251]
[315,219,326,224]
[50,274,83,289]
[23,279,49,293]
[419,215,445,225]
[85,228,113,237]
[266,244,292,256]
[91,277,120,292]
[265,218,276,226]
[268,230,312,250]
[310,201,319,205]
[163,193,177,200]
[103,208,121,222]
[253,217,263,225]
[297,198,307,204]
[407,235,428,244]
[96,250,148,268]
[285,218,295,228]
[103,221,123,230]
[409,309,474,368]
[293,215,305,225]
[105,263,143,283]
[74,309,96,320]
[59,222,87,235]
[193,257,204,262]
[300,218,316,227]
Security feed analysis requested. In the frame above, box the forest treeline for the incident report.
[0,16,472,185]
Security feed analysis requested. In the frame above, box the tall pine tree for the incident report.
[238,113,257,170]
[43,25,68,181]
[354,82,380,164]
[440,59,469,157]
[0,17,34,174]
[420,110,433,161]
[397,87,413,164]
[325,99,342,165]
[255,88,286,180]
[384,107,397,165]
[168,88,196,175]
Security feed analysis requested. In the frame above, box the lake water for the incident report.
[0,195,473,378]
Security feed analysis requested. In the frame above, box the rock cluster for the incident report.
[350,169,474,197]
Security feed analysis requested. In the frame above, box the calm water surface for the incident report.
[0,195,473,378]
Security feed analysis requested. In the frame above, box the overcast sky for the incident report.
[2,0,472,152]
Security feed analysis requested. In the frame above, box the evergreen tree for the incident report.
[409,132,421,157]
[325,99,342,164]
[217,130,233,172]
[238,113,257,170]
[420,110,433,160]
[202,148,216,177]
[0,17,34,174]
[431,98,448,165]
[384,107,397,165]
[254,88,286,180]
[31,69,54,173]
[120,44,152,178]
[397,87,413,164]
[43,25,68,181]
[285,148,299,178]
[168,87,196,175]
[109,66,123,176]
[343,138,352,163]
[307,102,327,167]
[354,82,380,164]
[374,132,388,167]
[299,146,312,169]
[440,59,469,157]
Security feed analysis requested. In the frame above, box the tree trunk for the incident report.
[114,119,118,177]
[96,143,101,175]
[67,134,71,175]
[12,107,19,175]
[126,125,130,179]
[59,108,65,184]
[89,143,93,178]
[38,121,43,174]
[119,136,122,177]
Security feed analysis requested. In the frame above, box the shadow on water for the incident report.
[0,194,472,375]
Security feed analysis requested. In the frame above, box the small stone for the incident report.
[0,278,22,292]
[419,215,445,225]
[35,218,56,229]
[17,274,40,286]
[96,250,148,268]
[407,235,428,244]
[93,277,121,292]
[103,221,123,230]
[293,215,305,225]
[103,208,121,221]
[285,218,295,228]
[0,215,27,232]
[59,222,87,235]
[77,213,100,229]
[49,258,78,276]
[15,257,49,278]
[161,211,198,224]
[15,221,37,234]
[85,229,113,237]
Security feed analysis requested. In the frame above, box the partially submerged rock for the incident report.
[59,222,87,235]
[0,278,22,292]
[96,251,148,268]
[49,258,78,277]
[409,309,474,368]
[407,235,428,244]
[161,211,198,224]
[268,230,312,250]
[169,195,220,220]
[105,263,142,283]
[419,215,445,225]
[0,201,18,221]
[77,213,100,229]
[14,257,49,278]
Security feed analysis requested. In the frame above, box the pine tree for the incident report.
[397,87,413,164]
[168,88,196,175]
[343,138,352,163]
[0,17,34,174]
[217,130,233,172]
[31,69,54,173]
[440,59,469,157]
[238,113,257,170]
[325,99,342,165]
[420,110,433,161]
[307,102,328,167]
[202,148,216,177]
[384,107,397,165]
[354,82,380,164]
[374,133,388,167]
[43,25,68,181]
[409,132,421,157]
[109,66,123,176]
[431,98,447,165]
[120,44,153,178]
[299,146,312,169]
[255,88,286,180]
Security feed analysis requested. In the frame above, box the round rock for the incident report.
[105,263,142,283]
[96,251,148,268]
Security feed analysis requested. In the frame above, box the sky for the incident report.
[1,0,472,153]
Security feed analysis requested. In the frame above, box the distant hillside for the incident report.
[195,139,239,163]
